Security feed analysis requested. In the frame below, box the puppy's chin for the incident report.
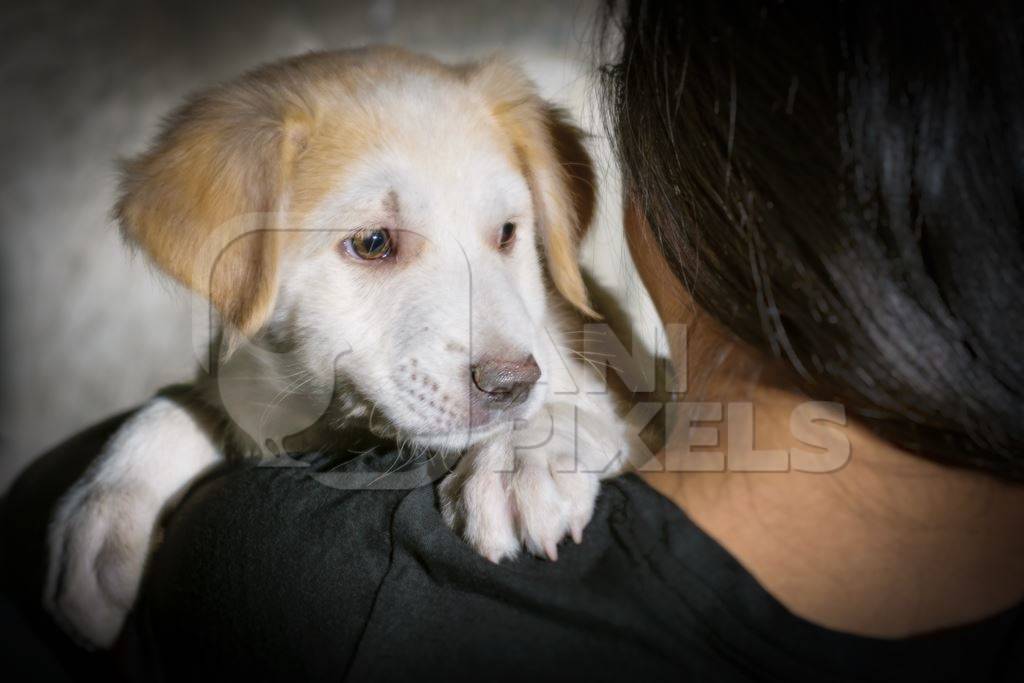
[393,389,548,453]
[401,422,505,452]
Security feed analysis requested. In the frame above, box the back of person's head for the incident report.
[601,0,1024,479]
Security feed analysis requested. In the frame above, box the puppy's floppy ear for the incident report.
[465,57,598,317]
[115,73,311,337]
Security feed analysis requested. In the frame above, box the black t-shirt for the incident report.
[3,419,1022,682]
[121,451,1023,682]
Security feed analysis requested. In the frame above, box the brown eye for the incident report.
[344,228,393,260]
[498,222,517,250]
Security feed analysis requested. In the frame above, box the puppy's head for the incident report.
[116,48,595,450]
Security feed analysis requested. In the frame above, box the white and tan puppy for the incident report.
[45,47,630,649]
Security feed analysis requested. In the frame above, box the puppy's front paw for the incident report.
[511,454,600,560]
[439,440,600,563]
[45,482,160,649]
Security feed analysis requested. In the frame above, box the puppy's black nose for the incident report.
[471,355,540,407]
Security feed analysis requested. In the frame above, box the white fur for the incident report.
[45,395,222,647]
[45,56,630,649]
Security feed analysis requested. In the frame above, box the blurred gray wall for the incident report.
[0,0,659,491]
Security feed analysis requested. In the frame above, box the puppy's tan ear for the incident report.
[466,58,598,317]
[115,75,310,337]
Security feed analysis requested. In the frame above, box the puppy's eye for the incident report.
[498,222,517,250]
[344,229,393,260]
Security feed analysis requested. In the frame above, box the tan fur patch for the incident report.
[115,48,598,341]
[463,56,598,317]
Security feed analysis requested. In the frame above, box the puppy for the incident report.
[45,47,630,649]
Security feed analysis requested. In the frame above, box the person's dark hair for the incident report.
[601,1,1024,479]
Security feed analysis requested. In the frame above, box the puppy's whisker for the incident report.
[559,329,610,336]
[255,372,320,436]
[554,346,623,376]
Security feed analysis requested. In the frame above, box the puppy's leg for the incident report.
[439,433,520,563]
[512,391,628,557]
[45,393,223,648]
[440,387,629,562]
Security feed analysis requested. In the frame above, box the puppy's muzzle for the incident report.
[471,355,540,408]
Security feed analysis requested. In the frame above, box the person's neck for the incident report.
[642,384,1024,638]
